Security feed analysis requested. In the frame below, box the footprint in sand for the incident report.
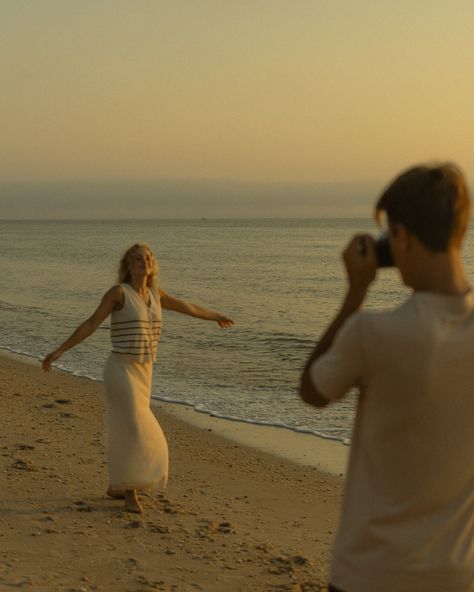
[12,459,37,472]
[15,444,36,451]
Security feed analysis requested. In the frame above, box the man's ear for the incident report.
[392,223,411,251]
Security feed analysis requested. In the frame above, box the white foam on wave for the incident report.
[0,346,42,366]
[0,345,350,447]
[150,393,350,445]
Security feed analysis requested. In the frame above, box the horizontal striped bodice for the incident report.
[110,283,163,362]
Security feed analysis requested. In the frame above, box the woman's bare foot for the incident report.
[125,489,143,513]
[107,486,125,499]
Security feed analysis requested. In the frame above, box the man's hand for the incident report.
[343,234,377,296]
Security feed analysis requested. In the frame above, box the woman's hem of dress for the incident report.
[109,477,167,493]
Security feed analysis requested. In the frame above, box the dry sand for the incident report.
[0,353,343,592]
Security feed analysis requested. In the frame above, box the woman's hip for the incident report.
[104,355,153,399]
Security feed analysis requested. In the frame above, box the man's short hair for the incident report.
[375,163,471,251]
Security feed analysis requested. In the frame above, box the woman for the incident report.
[43,243,233,513]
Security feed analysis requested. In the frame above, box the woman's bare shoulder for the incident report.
[104,285,125,309]
[156,286,167,298]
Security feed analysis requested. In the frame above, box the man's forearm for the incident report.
[300,234,376,407]
[299,286,367,407]
[304,286,367,370]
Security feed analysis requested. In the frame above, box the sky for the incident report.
[1,1,473,218]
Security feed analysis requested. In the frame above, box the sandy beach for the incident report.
[1,353,343,592]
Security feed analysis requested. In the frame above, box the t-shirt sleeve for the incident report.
[309,312,365,402]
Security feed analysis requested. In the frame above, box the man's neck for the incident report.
[409,250,470,296]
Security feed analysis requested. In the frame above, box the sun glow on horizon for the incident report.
[1,1,472,197]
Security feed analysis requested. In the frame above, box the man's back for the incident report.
[311,291,474,592]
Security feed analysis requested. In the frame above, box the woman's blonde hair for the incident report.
[117,243,158,287]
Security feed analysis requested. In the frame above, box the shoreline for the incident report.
[158,402,348,477]
[1,348,349,477]
[1,350,342,591]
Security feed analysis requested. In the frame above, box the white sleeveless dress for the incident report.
[103,283,168,492]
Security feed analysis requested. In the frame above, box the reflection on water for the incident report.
[2,218,472,443]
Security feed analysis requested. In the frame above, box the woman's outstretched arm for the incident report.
[159,289,234,328]
[42,285,123,371]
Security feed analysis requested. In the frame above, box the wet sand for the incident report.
[0,353,343,592]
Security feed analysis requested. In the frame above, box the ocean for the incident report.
[2,218,472,444]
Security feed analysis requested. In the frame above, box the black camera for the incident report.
[375,233,394,268]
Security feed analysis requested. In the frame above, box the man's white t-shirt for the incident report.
[310,291,474,592]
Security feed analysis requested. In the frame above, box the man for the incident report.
[300,163,474,592]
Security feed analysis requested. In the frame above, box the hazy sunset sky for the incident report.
[1,1,473,217]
